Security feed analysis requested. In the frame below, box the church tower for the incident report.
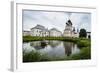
[63,19,73,37]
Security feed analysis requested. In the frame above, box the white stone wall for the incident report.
[31,28,49,37]
[50,30,62,37]
[63,25,73,37]
[31,29,41,36]
[23,31,31,36]
[87,32,91,38]
[63,30,72,37]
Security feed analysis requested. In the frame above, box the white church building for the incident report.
[63,19,79,38]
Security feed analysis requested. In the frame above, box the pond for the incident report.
[23,40,80,59]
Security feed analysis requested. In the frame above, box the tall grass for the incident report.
[77,39,91,48]
[23,36,79,42]
[23,51,52,62]
[67,47,91,60]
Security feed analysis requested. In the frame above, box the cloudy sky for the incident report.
[22,10,91,33]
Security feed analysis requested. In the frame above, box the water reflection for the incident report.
[23,40,80,57]
[49,41,61,48]
[30,41,42,50]
[63,42,73,56]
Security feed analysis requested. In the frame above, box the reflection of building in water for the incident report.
[63,42,74,56]
[49,41,61,48]
[30,41,47,50]
[71,44,80,54]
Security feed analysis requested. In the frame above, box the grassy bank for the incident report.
[23,36,86,42]
[23,36,79,41]
[23,36,90,47]
[66,47,91,60]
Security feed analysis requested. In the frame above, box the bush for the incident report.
[23,50,52,62]
[23,51,41,62]
[67,47,91,60]
[79,29,87,38]
[77,39,90,48]
[79,47,91,59]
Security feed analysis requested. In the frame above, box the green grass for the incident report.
[67,47,91,60]
[23,51,51,62]
[23,36,79,42]
[77,39,91,48]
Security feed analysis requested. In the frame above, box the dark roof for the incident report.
[31,24,45,30]
[66,19,72,26]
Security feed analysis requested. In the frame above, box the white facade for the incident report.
[49,28,62,37]
[63,26,73,37]
[31,24,49,37]
[23,22,80,38]
[23,31,31,36]
[87,32,91,38]
[31,28,41,36]
[72,32,79,38]
[63,20,73,37]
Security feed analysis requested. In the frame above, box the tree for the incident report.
[79,29,87,38]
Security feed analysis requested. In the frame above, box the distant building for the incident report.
[23,20,80,38]
[49,28,62,37]
[23,31,31,36]
[63,19,79,38]
[72,28,79,38]
[63,20,72,37]
[63,19,73,37]
[31,24,49,37]
[87,32,91,39]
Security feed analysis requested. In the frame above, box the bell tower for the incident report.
[63,19,73,37]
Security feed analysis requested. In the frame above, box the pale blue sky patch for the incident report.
[22,10,91,33]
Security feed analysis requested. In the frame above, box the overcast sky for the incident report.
[22,10,91,33]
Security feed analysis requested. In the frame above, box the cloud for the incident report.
[23,10,91,32]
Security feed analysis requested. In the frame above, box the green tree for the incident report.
[79,29,87,38]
